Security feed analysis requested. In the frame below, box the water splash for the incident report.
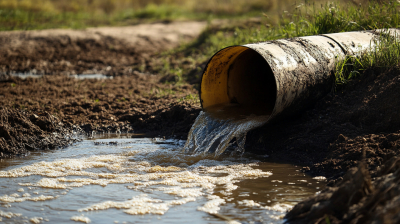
[184,107,269,156]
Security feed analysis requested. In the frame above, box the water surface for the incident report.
[0,136,325,223]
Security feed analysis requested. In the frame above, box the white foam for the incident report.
[71,215,91,223]
[0,210,22,218]
[197,195,225,214]
[30,217,43,223]
[0,142,272,219]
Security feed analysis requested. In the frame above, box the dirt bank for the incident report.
[247,67,400,184]
[0,107,79,158]
[285,156,400,224]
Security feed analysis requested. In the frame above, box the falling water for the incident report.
[184,104,270,156]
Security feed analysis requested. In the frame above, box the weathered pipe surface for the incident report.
[200,28,400,122]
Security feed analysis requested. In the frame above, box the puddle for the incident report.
[0,137,325,223]
[5,73,112,80]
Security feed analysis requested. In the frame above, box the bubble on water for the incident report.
[0,194,55,203]
[70,215,91,223]
[184,111,268,156]
[0,210,22,219]
[263,203,293,213]
[30,217,43,223]
[197,195,225,214]
[0,145,271,219]
[238,199,261,207]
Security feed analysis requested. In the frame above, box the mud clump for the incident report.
[0,107,79,158]
[285,157,400,224]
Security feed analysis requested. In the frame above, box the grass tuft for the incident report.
[335,30,400,85]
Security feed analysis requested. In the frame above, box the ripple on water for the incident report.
[0,137,325,223]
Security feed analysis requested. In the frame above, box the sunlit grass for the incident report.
[335,30,400,85]
[0,0,280,31]
[142,0,400,86]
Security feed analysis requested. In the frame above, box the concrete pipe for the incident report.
[200,29,400,122]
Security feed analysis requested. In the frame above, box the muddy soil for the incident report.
[0,21,206,75]
[247,67,400,182]
[0,75,201,139]
[0,22,205,158]
[285,156,400,224]
[0,107,79,158]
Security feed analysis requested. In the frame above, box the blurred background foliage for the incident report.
[0,0,380,31]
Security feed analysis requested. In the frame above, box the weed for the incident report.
[145,0,400,86]
[335,30,400,86]
[178,94,200,103]
[10,83,16,87]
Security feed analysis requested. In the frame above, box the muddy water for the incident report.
[0,135,325,223]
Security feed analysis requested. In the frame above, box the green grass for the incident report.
[142,0,400,87]
[335,30,400,85]
[0,0,284,31]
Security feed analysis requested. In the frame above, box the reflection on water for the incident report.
[0,137,325,224]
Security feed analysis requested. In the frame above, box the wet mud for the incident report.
[0,107,79,158]
[0,75,200,149]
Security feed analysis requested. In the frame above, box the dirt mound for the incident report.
[0,22,206,76]
[0,107,79,158]
[285,156,400,224]
[247,67,400,182]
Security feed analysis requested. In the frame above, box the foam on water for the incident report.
[184,110,269,156]
[0,137,325,223]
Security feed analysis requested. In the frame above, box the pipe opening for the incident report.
[201,46,277,120]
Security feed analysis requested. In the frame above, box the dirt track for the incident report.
[0,21,206,75]
[1,21,400,224]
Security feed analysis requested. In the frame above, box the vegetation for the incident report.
[335,30,400,85]
[140,0,400,87]
[0,0,285,31]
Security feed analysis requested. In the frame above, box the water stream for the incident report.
[0,135,325,224]
[184,104,270,156]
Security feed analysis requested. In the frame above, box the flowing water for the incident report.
[184,104,270,156]
[0,135,325,224]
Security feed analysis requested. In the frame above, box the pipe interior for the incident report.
[202,47,276,118]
